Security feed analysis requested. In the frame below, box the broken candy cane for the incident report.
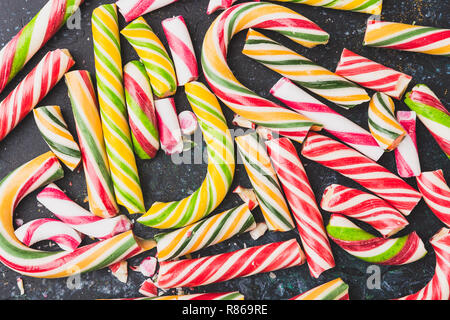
[155,97,183,155]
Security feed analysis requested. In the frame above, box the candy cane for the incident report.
[138,82,235,229]
[270,77,384,161]
[397,228,450,300]
[416,170,450,228]
[0,152,154,278]
[404,84,450,159]
[121,17,177,98]
[394,111,421,178]
[302,133,422,215]
[335,48,412,100]
[273,0,383,15]
[266,138,335,278]
[162,16,198,86]
[15,218,82,252]
[154,98,183,155]
[111,292,245,300]
[363,19,450,56]
[124,61,159,160]
[235,133,295,232]
[156,239,305,289]
[116,0,178,22]
[368,92,406,151]
[155,204,256,261]
[320,184,409,237]
[33,106,81,171]
[327,214,427,265]
[65,70,119,218]
[243,29,370,109]
[0,49,75,142]
[202,2,328,142]
[0,0,83,94]
[37,184,132,240]
[290,278,349,300]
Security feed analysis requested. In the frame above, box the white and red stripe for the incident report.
[233,186,259,211]
[266,138,335,278]
[116,0,178,22]
[154,97,183,155]
[395,111,421,178]
[301,133,422,215]
[178,111,198,135]
[416,170,450,228]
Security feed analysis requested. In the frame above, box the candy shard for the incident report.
[178,111,198,135]
[109,260,128,283]
[233,186,259,211]
[139,279,158,297]
[137,256,157,277]
[116,0,178,22]
[290,278,349,300]
[395,111,421,178]
[154,98,183,155]
[249,222,268,240]
[232,114,255,130]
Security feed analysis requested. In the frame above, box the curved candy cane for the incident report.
[112,292,245,300]
[116,0,178,22]
[273,0,383,15]
[290,278,349,300]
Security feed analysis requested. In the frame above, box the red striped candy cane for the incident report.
[116,0,178,22]
[394,111,421,178]
[154,97,183,155]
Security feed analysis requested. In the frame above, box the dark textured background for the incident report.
[0,0,449,300]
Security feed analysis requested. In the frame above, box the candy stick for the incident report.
[397,228,450,300]
[33,106,81,171]
[121,17,177,98]
[368,92,406,151]
[266,138,335,277]
[156,239,305,289]
[270,78,384,161]
[93,4,145,214]
[301,133,422,215]
[235,133,295,232]
[155,204,256,261]
[0,0,83,94]
[154,98,183,155]
[243,29,370,109]
[395,111,421,178]
[116,0,178,22]
[37,183,132,240]
[0,49,75,142]
[15,218,83,252]
[178,111,198,135]
[334,48,412,100]
[202,2,327,143]
[111,292,245,300]
[207,0,235,14]
[65,70,119,218]
[416,170,450,228]
[124,61,159,160]
[321,184,409,237]
[363,19,450,56]
[404,84,450,159]
[0,152,155,278]
[327,214,427,265]
[162,16,198,86]
[233,186,259,210]
[289,278,349,300]
[138,82,235,229]
[273,0,383,15]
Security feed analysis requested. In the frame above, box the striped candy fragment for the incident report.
[416,170,450,228]
[37,183,132,240]
[363,19,450,56]
[266,138,335,277]
[327,214,427,265]
[335,48,412,99]
[321,184,409,237]
[65,70,119,218]
[154,97,183,155]
[290,278,349,300]
[15,218,82,252]
[202,1,327,142]
[0,49,75,142]
[121,17,177,98]
[0,0,83,94]
[394,111,421,178]
[116,0,178,22]
[156,239,305,289]
[178,111,198,135]
[243,29,370,109]
[155,204,256,261]
[273,0,383,15]
[235,133,295,232]
[404,84,450,159]
[301,133,422,215]
[33,106,81,171]
[138,82,235,229]
[124,61,159,159]
[111,292,245,300]
[93,4,145,214]
[270,77,384,161]
[368,92,407,151]
[233,186,259,210]
[162,15,199,86]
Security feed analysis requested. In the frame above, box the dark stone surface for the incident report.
[0,0,449,300]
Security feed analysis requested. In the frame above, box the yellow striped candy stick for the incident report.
[290,278,350,300]
[138,82,235,229]
[273,0,383,15]
[33,106,81,171]
[121,17,177,98]
[92,4,145,214]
